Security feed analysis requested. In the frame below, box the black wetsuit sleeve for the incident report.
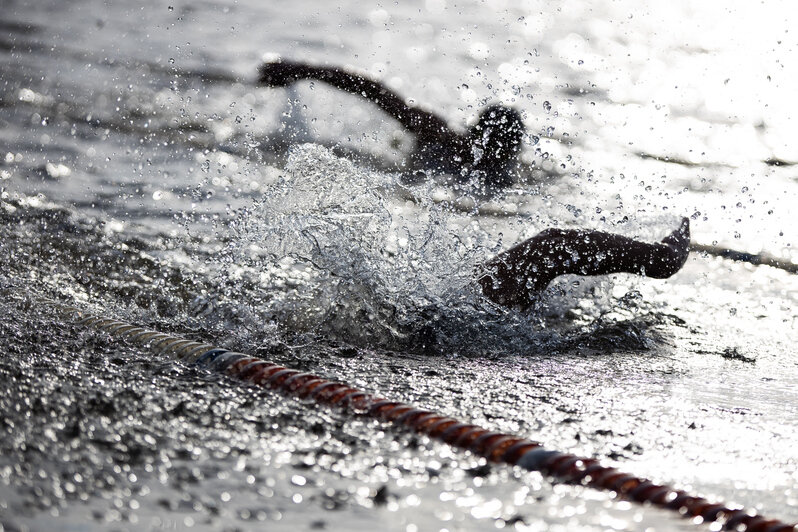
[258,61,455,143]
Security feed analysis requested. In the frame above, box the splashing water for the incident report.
[210,144,476,349]
[201,144,665,355]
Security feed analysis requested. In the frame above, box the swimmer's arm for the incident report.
[477,218,691,308]
[258,60,455,142]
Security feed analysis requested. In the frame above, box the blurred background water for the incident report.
[1,1,797,530]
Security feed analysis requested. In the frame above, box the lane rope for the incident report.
[38,295,796,532]
[690,243,798,273]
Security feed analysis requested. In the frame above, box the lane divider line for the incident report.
[690,243,798,274]
[41,297,795,532]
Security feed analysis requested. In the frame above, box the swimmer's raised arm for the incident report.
[258,60,456,144]
[477,218,691,308]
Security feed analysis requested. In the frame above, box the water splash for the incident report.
[207,144,658,356]
[210,145,471,347]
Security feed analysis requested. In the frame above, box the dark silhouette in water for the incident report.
[258,60,525,188]
[257,60,691,308]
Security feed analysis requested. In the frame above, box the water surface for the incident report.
[1,1,797,530]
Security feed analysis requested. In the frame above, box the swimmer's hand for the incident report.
[651,216,691,278]
[257,60,307,87]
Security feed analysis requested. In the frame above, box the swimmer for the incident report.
[258,59,525,188]
[258,60,690,307]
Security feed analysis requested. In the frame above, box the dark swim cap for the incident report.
[468,105,525,177]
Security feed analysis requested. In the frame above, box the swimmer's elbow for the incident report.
[257,61,304,87]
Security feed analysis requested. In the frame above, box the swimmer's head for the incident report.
[467,105,525,179]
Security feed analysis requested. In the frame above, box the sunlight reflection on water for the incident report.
[1,0,797,530]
